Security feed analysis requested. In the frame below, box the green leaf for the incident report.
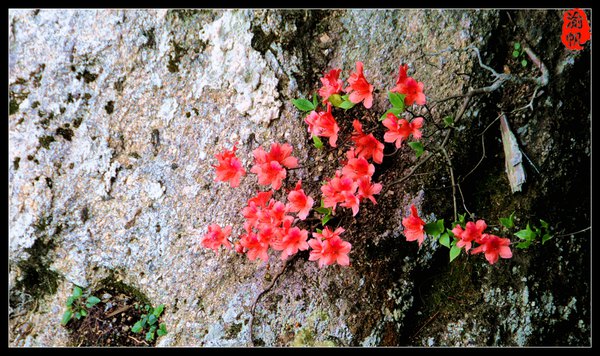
[379,107,403,121]
[408,142,424,158]
[521,59,528,67]
[72,286,83,299]
[321,215,332,226]
[61,310,73,326]
[312,93,318,109]
[131,321,144,333]
[157,323,168,337]
[314,207,331,215]
[153,304,165,317]
[499,212,515,229]
[540,219,549,230]
[144,305,150,312]
[515,224,536,241]
[80,309,87,317]
[516,240,532,249]
[449,245,461,262]
[292,98,315,112]
[85,296,101,308]
[388,91,406,110]
[148,314,158,325]
[512,50,520,58]
[458,213,466,226]
[146,331,155,342]
[315,228,323,234]
[514,42,521,50]
[439,232,450,248]
[328,94,343,107]
[312,135,324,149]
[542,233,552,245]
[140,315,148,327]
[443,116,454,127]
[339,100,355,110]
[75,311,81,320]
[424,219,444,238]
[149,325,157,334]
[66,296,75,307]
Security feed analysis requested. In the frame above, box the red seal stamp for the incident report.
[561,8,591,51]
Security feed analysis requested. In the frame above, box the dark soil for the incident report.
[65,283,159,347]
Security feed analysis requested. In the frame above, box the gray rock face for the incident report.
[9,9,590,347]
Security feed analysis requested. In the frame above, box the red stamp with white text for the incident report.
[561,8,591,51]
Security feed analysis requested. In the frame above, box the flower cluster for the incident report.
[401,206,513,265]
[238,189,310,262]
[204,58,514,270]
[452,221,513,265]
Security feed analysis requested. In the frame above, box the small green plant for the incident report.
[61,285,101,326]
[498,212,553,249]
[314,199,333,226]
[131,304,167,342]
[512,42,528,68]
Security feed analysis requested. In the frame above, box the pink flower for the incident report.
[250,143,298,190]
[276,227,309,260]
[201,224,232,252]
[305,104,340,147]
[471,234,513,265]
[309,228,352,267]
[321,171,358,211]
[318,68,343,104]
[345,61,374,109]
[342,148,375,180]
[351,119,384,164]
[451,220,487,252]
[322,236,352,266]
[382,114,424,149]
[240,231,270,262]
[402,205,426,246]
[357,176,382,205]
[340,191,360,216]
[390,64,426,106]
[313,226,346,241]
[287,180,314,220]
[213,145,246,188]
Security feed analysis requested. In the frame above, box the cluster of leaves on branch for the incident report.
[200,59,531,267]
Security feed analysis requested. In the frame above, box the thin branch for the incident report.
[441,147,458,222]
[249,259,291,346]
[554,226,591,238]
[456,183,472,217]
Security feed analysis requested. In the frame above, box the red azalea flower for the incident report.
[201,224,232,252]
[402,205,426,246]
[305,104,340,147]
[342,148,375,180]
[471,234,513,265]
[351,119,384,164]
[340,191,360,216]
[357,176,382,205]
[276,227,309,260]
[322,236,352,266]
[345,61,374,109]
[383,114,424,148]
[287,180,314,220]
[313,226,346,241]
[451,220,487,252]
[213,145,246,188]
[382,113,412,148]
[318,68,343,104]
[390,64,426,106]
[250,143,298,190]
[321,171,358,211]
[240,231,270,262]
[309,228,352,267]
